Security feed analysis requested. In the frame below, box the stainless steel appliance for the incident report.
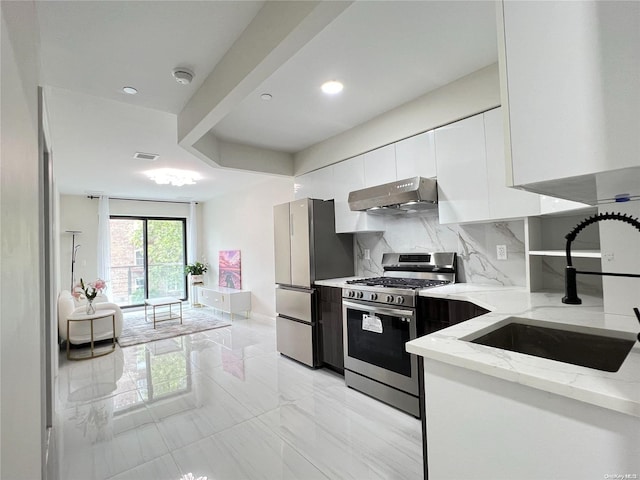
[274,198,354,367]
[348,176,438,215]
[343,252,456,416]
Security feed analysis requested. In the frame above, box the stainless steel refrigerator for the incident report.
[274,198,354,367]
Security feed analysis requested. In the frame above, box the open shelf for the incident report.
[525,214,602,294]
[528,250,601,258]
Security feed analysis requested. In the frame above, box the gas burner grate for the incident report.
[346,277,450,289]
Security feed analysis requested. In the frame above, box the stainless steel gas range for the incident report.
[342,252,456,417]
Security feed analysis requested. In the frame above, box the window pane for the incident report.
[147,219,186,300]
[109,218,146,306]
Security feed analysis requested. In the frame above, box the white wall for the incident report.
[294,63,500,175]
[58,195,193,294]
[201,176,294,317]
[0,1,44,478]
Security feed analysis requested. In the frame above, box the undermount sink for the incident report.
[465,318,636,372]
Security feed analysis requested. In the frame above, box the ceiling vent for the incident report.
[133,152,159,161]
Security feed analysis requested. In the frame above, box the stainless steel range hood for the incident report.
[348,176,438,215]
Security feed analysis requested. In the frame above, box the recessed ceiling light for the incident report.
[321,80,343,95]
[260,93,273,101]
[123,86,138,95]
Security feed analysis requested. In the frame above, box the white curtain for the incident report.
[97,196,111,293]
[188,201,198,264]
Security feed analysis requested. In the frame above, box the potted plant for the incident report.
[185,261,208,285]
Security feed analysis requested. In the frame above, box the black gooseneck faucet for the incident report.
[563,212,640,305]
[562,212,640,341]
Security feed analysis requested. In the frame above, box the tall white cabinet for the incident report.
[498,0,640,203]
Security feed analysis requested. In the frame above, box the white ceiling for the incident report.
[36,1,498,202]
[46,86,271,202]
[37,0,264,114]
[213,1,498,153]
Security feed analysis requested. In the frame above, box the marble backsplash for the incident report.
[355,211,528,286]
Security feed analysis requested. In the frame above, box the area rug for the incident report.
[118,306,231,347]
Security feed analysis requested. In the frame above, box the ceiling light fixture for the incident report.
[321,80,343,95]
[145,168,201,187]
[172,68,194,85]
[123,86,138,95]
[260,93,273,101]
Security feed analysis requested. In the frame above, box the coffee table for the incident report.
[144,297,183,329]
[66,309,116,360]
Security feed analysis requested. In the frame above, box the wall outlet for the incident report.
[496,245,507,260]
[364,248,371,260]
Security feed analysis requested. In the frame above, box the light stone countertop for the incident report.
[407,283,640,418]
[311,278,640,416]
[314,277,364,288]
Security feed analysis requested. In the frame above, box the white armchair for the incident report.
[58,290,123,345]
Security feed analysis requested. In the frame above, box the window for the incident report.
[134,248,144,266]
[109,217,187,307]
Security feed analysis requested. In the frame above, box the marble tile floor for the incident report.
[54,315,423,480]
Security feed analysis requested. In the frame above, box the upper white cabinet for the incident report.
[294,166,334,201]
[395,130,437,180]
[333,155,384,233]
[499,0,640,203]
[539,196,590,216]
[436,108,545,225]
[363,144,396,187]
[435,114,491,224]
[483,108,540,220]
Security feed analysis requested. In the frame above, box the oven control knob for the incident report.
[370,293,378,301]
[395,296,405,305]
[385,295,394,303]
[347,290,355,298]
[356,291,364,299]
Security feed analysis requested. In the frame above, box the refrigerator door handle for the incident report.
[290,213,294,237]
[276,285,315,294]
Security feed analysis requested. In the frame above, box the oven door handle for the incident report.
[342,300,414,319]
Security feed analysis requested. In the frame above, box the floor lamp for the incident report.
[66,230,82,291]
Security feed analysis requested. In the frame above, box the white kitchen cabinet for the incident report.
[483,108,541,220]
[436,108,577,225]
[333,155,384,233]
[498,0,640,204]
[294,166,334,200]
[395,130,436,180]
[539,196,589,216]
[423,360,640,479]
[363,144,396,187]
[435,114,491,224]
[197,286,251,319]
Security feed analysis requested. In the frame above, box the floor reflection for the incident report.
[55,314,422,480]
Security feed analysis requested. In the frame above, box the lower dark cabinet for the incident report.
[317,285,344,373]
[417,296,490,336]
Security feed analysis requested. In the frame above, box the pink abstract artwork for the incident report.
[219,250,242,289]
